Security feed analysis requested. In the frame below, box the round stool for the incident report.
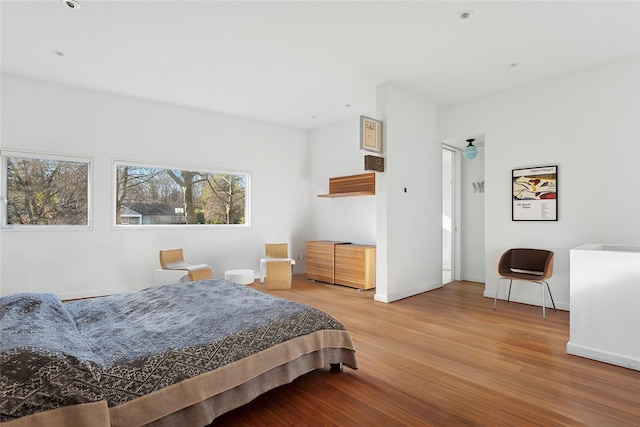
[224,269,255,285]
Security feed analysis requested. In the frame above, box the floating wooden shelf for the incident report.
[318,173,375,198]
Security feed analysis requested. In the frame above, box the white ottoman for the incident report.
[224,269,255,285]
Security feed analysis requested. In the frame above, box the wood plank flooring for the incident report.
[211,275,640,426]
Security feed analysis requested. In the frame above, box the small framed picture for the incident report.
[512,165,558,221]
[360,115,382,153]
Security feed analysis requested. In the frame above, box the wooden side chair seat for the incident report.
[261,243,294,289]
[493,248,556,319]
[159,248,213,282]
[265,259,292,289]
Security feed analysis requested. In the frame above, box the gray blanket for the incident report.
[0,280,352,421]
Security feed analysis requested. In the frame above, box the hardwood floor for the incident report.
[211,275,640,426]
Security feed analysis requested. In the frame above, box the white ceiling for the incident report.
[2,1,639,131]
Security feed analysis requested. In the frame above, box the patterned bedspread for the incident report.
[0,280,357,423]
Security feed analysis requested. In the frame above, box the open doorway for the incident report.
[443,136,485,285]
[460,137,485,284]
[442,146,456,284]
[443,135,485,285]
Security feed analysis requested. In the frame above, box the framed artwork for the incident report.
[364,155,385,172]
[360,115,382,153]
[512,165,558,221]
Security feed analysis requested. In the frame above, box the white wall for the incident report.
[438,57,640,310]
[308,118,377,244]
[4,57,637,308]
[0,75,311,299]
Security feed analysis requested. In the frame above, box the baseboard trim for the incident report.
[375,281,442,303]
[566,342,640,371]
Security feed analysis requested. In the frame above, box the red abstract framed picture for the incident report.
[512,165,557,221]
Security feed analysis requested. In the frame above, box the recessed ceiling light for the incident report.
[459,10,473,20]
[345,104,351,108]
[51,50,65,56]
[312,116,317,119]
[62,0,80,9]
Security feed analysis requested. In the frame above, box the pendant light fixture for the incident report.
[464,139,478,160]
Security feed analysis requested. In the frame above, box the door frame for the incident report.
[442,144,462,282]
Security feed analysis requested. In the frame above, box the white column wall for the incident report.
[375,83,441,302]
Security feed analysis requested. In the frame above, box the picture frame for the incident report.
[360,115,382,153]
[364,154,385,172]
[512,165,558,221]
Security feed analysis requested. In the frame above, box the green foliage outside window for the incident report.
[1,154,247,228]
[115,163,248,226]
[5,154,89,226]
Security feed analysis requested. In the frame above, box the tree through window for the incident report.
[115,162,249,225]
[2,152,90,227]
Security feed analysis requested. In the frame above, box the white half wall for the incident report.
[0,75,311,299]
[438,57,640,310]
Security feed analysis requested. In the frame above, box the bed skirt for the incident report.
[1,331,357,427]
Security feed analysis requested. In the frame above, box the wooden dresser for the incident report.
[334,244,376,289]
[306,241,349,283]
[307,241,376,290]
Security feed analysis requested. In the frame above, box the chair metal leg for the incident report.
[496,278,556,319]
[494,278,500,310]
[545,281,557,311]
[542,283,546,319]
[538,280,556,319]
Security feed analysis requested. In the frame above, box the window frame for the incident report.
[112,159,251,229]
[1,149,93,231]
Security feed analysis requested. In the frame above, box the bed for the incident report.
[0,279,358,426]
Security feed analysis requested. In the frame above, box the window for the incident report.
[1,150,91,229]
[114,161,249,226]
